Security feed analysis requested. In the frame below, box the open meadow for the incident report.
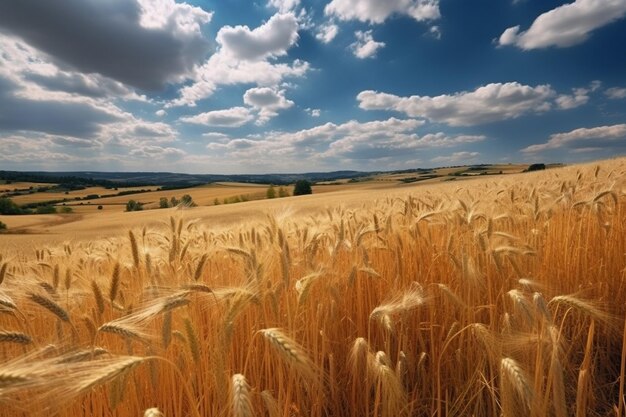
[0,158,625,417]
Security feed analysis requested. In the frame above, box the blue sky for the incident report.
[0,0,625,173]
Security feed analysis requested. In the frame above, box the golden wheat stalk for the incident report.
[260,390,280,417]
[144,408,164,417]
[109,262,121,303]
[0,331,32,345]
[193,254,208,281]
[259,328,319,385]
[27,292,70,322]
[231,373,254,417]
[183,318,200,363]
[92,280,105,315]
[0,262,8,286]
[500,357,533,415]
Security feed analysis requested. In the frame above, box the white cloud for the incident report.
[431,151,480,164]
[216,13,299,61]
[305,108,321,117]
[522,124,626,153]
[325,0,440,24]
[169,13,308,107]
[498,26,521,46]
[606,87,626,99]
[325,131,484,160]
[498,0,626,49]
[204,117,484,165]
[268,0,300,13]
[202,132,230,140]
[137,0,212,35]
[555,81,602,109]
[155,109,167,117]
[571,147,602,153]
[243,87,294,124]
[351,30,386,59]
[556,87,590,109]
[316,23,339,44]
[428,25,441,40]
[180,107,254,127]
[129,145,186,160]
[357,82,555,126]
[0,34,145,101]
[0,0,212,90]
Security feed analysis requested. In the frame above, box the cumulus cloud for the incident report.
[0,112,183,170]
[522,124,626,153]
[556,87,590,109]
[204,117,484,165]
[170,13,308,107]
[217,13,299,61]
[0,75,122,137]
[325,0,440,24]
[243,87,294,124]
[0,0,212,90]
[180,107,254,127]
[129,145,186,160]
[24,71,140,100]
[351,30,386,59]
[498,0,626,49]
[431,151,480,164]
[0,34,146,102]
[0,135,76,166]
[306,108,321,117]
[202,132,230,141]
[357,82,555,126]
[268,0,300,12]
[316,24,339,43]
[605,87,626,99]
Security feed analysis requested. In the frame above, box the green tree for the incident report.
[293,180,312,196]
[35,205,57,214]
[181,194,196,207]
[170,196,179,207]
[125,200,143,212]
[0,197,23,215]
[159,197,170,209]
[60,206,73,213]
[526,163,546,172]
[213,198,220,205]
[278,187,289,198]
[266,185,276,199]
[0,221,6,231]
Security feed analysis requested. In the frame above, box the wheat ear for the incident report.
[231,373,254,417]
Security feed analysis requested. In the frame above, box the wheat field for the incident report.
[0,159,625,417]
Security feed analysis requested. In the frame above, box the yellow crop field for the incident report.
[9,186,158,205]
[87,183,267,207]
[57,182,386,214]
[0,182,54,193]
[0,158,625,417]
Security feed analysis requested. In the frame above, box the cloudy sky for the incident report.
[0,0,625,173]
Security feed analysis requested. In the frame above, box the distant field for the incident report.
[0,160,612,247]
[1,164,537,213]
[9,185,157,205]
[0,181,55,193]
[67,183,269,210]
